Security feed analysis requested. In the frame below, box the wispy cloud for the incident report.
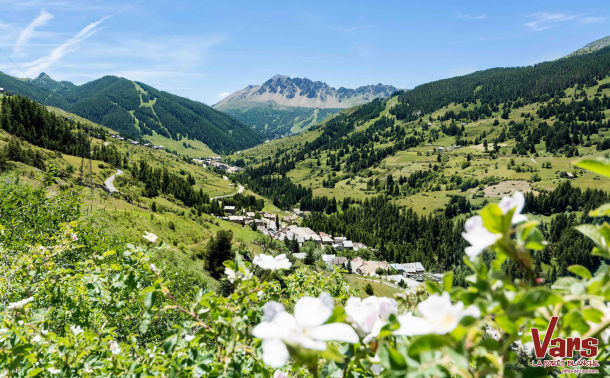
[217,91,230,99]
[23,15,108,76]
[14,10,53,55]
[580,16,606,24]
[456,12,486,20]
[524,12,604,31]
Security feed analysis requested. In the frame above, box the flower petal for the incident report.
[394,314,437,336]
[309,323,359,343]
[294,295,333,328]
[262,339,289,368]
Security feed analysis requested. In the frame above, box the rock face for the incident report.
[214,75,397,137]
[215,74,397,109]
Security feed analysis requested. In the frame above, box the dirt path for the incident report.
[104,169,123,194]
[211,183,244,200]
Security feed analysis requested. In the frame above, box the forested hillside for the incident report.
[0,72,263,154]
[228,46,610,282]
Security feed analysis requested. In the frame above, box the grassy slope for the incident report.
[0,101,273,288]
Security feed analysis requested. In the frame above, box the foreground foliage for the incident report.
[1,157,610,376]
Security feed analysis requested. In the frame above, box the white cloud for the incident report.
[23,15,108,77]
[525,13,577,31]
[217,91,230,99]
[14,9,54,55]
[580,16,605,24]
[457,12,486,20]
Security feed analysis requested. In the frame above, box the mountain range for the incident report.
[0,72,263,154]
[213,75,397,137]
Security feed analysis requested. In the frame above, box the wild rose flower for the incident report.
[461,215,502,258]
[252,293,359,368]
[7,297,33,310]
[71,233,78,241]
[110,340,121,355]
[345,296,397,343]
[143,232,158,243]
[253,253,292,271]
[395,292,480,336]
[150,264,160,275]
[70,325,83,335]
[273,371,288,378]
[498,191,527,224]
[32,334,42,343]
[48,367,61,374]
[462,191,529,259]
[184,334,195,342]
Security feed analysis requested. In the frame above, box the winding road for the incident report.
[211,183,244,200]
[104,169,123,194]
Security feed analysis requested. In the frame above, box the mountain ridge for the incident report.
[215,74,397,109]
[567,35,610,57]
[213,75,397,137]
[0,72,263,154]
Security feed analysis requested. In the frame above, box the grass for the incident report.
[344,274,402,298]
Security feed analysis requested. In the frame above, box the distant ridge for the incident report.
[566,35,610,57]
[213,75,397,137]
[0,72,263,154]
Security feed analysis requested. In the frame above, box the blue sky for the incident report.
[0,0,608,105]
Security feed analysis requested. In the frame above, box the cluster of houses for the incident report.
[109,134,165,150]
[0,88,13,96]
[192,157,241,173]
[220,207,427,280]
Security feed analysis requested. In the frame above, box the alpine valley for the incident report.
[1,16,610,376]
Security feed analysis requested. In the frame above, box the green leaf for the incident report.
[442,271,453,292]
[408,334,452,357]
[511,288,562,313]
[163,334,178,354]
[589,203,610,217]
[143,290,155,311]
[379,343,407,370]
[576,224,610,258]
[575,157,610,178]
[480,204,506,234]
[567,265,592,280]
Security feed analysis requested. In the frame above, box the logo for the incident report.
[529,316,600,374]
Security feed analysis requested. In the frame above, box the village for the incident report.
[219,204,439,292]
[191,156,242,173]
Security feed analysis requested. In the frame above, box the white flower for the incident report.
[7,297,34,310]
[224,266,252,283]
[84,363,93,373]
[143,232,158,243]
[395,292,480,336]
[0,328,8,335]
[345,296,397,343]
[184,334,195,342]
[273,371,288,378]
[47,367,61,374]
[150,264,160,275]
[253,253,292,271]
[462,215,502,258]
[462,191,529,259]
[70,325,83,335]
[32,335,42,343]
[498,191,527,224]
[71,233,78,241]
[252,293,359,368]
[110,340,121,355]
[225,267,237,283]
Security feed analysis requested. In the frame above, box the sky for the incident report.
[0,0,609,105]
